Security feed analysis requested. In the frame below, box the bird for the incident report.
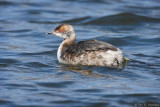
[46,24,128,67]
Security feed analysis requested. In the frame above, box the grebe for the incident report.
[46,24,126,67]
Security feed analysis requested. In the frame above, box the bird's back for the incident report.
[66,39,118,55]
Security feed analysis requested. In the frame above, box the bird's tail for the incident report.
[122,57,130,63]
[123,57,130,61]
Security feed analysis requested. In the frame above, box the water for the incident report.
[0,0,160,107]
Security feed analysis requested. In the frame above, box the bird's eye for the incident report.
[59,30,63,33]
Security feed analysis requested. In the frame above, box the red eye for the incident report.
[59,30,63,33]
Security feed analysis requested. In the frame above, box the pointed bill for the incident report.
[46,32,53,34]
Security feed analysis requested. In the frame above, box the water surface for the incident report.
[0,0,160,107]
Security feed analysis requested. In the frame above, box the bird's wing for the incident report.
[66,39,118,54]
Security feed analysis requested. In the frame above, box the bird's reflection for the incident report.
[57,60,128,78]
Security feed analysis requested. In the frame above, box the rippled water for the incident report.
[0,0,160,107]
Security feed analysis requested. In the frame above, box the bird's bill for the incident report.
[46,32,53,34]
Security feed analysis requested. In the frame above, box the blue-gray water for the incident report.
[0,0,160,107]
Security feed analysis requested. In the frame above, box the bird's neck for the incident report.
[57,37,76,62]
[64,37,75,46]
[61,31,76,49]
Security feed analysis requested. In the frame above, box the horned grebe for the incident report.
[46,24,126,67]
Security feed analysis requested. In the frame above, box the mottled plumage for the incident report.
[46,24,125,67]
[66,39,117,54]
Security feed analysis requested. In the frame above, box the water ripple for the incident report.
[0,1,16,6]
[0,99,13,107]
[25,62,50,68]
[83,13,160,25]
[0,29,31,33]
[19,50,56,56]
[28,16,91,24]
[32,13,160,25]
[0,58,20,67]
[18,9,68,15]
[36,81,74,88]
[75,89,102,93]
